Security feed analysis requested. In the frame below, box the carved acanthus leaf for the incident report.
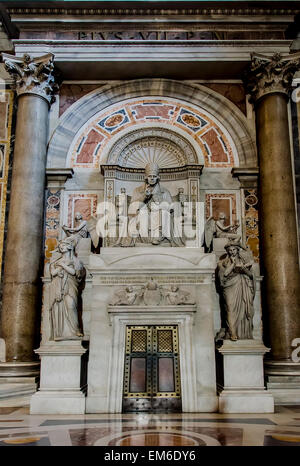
[1,53,60,104]
[244,52,300,103]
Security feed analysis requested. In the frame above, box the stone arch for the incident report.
[47,79,256,168]
[101,125,201,167]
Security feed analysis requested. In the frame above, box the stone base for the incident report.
[30,390,86,414]
[219,390,274,413]
[265,361,300,404]
[0,361,40,378]
[218,339,274,413]
[266,375,300,405]
[86,394,108,413]
[195,395,219,413]
[30,340,87,414]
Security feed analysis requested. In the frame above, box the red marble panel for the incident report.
[202,128,229,163]
[67,194,98,227]
[211,199,231,224]
[205,194,237,224]
[131,104,174,120]
[76,129,104,164]
[59,84,102,117]
[203,83,246,115]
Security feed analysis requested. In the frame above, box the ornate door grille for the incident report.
[122,325,181,412]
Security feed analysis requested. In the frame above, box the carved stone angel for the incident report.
[62,212,100,252]
[164,285,195,305]
[110,286,144,306]
[204,212,240,252]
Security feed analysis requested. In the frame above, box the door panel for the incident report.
[123,325,182,412]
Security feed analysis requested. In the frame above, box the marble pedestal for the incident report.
[30,341,87,414]
[218,340,274,413]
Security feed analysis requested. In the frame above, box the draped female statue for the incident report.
[48,238,85,341]
[217,241,256,341]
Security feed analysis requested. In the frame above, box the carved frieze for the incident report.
[109,278,195,306]
[1,53,60,104]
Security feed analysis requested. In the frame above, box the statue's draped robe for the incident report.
[128,182,184,246]
[217,256,255,339]
[49,256,84,340]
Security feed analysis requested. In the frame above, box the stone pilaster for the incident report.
[244,53,300,374]
[0,53,59,376]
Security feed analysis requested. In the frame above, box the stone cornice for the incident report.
[244,52,300,103]
[1,52,60,104]
[6,7,300,17]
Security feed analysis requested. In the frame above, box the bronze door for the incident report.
[122,325,182,412]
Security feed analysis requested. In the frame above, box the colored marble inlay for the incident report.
[44,189,61,262]
[0,406,300,446]
[176,108,207,132]
[98,109,129,134]
[201,128,229,163]
[69,97,237,168]
[205,193,237,225]
[244,189,260,262]
[131,103,175,120]
[67,193,98,228]
[76,129,105,164]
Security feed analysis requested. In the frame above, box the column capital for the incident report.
[244,52,300,103]
[1,52,60,105]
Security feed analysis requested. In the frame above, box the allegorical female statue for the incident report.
[217,241,256,341]
[48,238,85,341]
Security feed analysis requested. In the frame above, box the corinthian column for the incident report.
[0,53,59,376]
[244,53,300,378]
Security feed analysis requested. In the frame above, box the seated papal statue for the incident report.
[124,162,184,246]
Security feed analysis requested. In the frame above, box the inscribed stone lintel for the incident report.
[93,274,210,285]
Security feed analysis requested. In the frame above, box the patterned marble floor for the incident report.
[0,405,300,446]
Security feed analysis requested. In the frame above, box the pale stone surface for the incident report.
[30,392,86,415]
[218,340,274,413]
[83,247,218,413]
[219,391,275,413]
[30,341,87,414]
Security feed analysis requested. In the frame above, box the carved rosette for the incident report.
[244,52,300,103]
[1,52,60,105]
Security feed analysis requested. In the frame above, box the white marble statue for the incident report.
[48,238,85,341]
[126,162,184,246]
[204,212,240,252]
[216,241,256,341]
[109,286,143,306]
[62,212,100,251]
